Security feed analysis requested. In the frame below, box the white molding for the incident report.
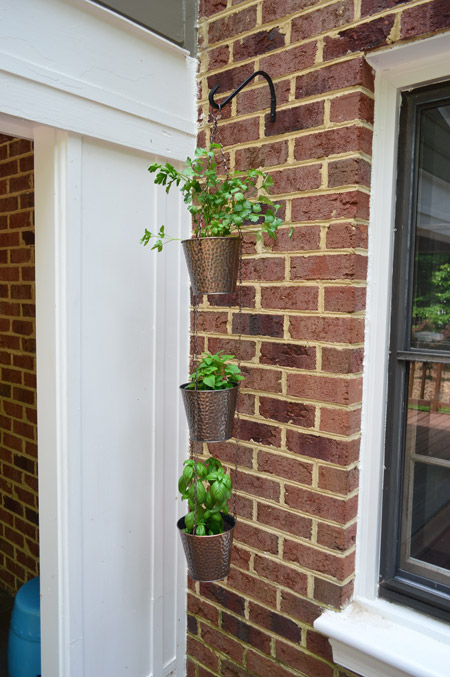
[315,30,450,677]
[0,0,197,160]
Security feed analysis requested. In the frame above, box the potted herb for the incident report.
[177,457,235,581]
[141,144,283,294]
[180,351,244,441]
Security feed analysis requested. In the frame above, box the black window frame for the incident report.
[379,80,450,623]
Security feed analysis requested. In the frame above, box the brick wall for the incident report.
[188,1,450,676]
[0,135,38,594]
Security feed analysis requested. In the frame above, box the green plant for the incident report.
[141,144,286,251]
[185,350,244,390]
[178,457,233,535]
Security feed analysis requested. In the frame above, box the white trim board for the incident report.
[315,31,450,677]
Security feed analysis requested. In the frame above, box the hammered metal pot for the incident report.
[177,514,236,581]
[180,384,238,442]
[182,237,241,295]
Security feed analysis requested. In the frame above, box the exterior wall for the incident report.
[188,1,450,676]
[0,135,38,594]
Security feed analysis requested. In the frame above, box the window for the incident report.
[380,80,450,621]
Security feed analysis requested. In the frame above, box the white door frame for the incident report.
[0,0,195,674]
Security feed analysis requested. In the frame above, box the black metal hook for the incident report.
[209,70,276,122]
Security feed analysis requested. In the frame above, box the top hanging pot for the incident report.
[182,236,241,295]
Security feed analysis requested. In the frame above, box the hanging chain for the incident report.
[233,236,243,519]
[190,292,200,533]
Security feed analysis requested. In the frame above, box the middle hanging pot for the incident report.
[182,236,241,295]
[180,384,239,442]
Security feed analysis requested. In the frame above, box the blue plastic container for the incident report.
[8,576,41,677]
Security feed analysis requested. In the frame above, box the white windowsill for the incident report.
[315,597,450,677]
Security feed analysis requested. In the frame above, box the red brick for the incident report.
[241,366,282,392]
[0,267,19,282]
[330,92,374,125]
[199,582,246,616]
[187,635,219,673]
[233,543,252,570]
[2,367,22,384]
[237,392,256,416]
[207,337,256,361]
[318,465,359,494]
[201,623,245,664]
[287,373,362,405]
[234,313,283,337]
[196,311,228,333]
[235,520,279,554]
[284,539,355,579]
[220,658,252,677]
[265,101,324,136]
[317,521,357,551]
[314,577,354,607]
[21,266,35,282]
[10,284,32,299]
[257,503,312,539]
[306,629,334,663]
[227,567,278,606]
[236,78,290,118]
[319,406,361,435]
[246,650,293,677]
[285,485,358,524]
[324,286,366,312]
[237,469,281,501]
[291,191,370,222]
[3,402,22,418]
[208,7,257,44]
[9,139,32,156]
[234,27,285,62]
[199,0,227,18]
[11,248,32,264]
[239,418,282,446]
[12,387,34,405]
[292,0,353,41]
[294,126,373,161]
[12,420,34,440]
[328,158,371,188]
[0,196,18,213]
[19,156,33,172]
[322,347,364,373]
[262,0,316,22]
[286,430,360,465]
[0,161,18,179]
[400,0,450,39]
[259,398,315,429]
[241,257,285,281]
[289,315,364,343]
[261,285,319,311]
[253,554,308,595]
[235,141,289,170]
[275,640,334,677]
[208,44,230,70]
[217,117,260,147]
[260,341,316,370]
[271,165,322,195]
[3,433,23,453]
[249,601,301,642]
[260,41,317,78]
[221,612,271,653]
[188,594,219,625]
[9,211,32,229]
[324,15,395,60]
[209,440,253,468]
[296,58,374,99]
[266,225,321,253]
[207,286,255,309]
[291,254,367,281]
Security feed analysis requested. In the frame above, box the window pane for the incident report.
[411,104,450,350]
[402,361,450,583]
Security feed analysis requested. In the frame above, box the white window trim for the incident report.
[315,31,450,677]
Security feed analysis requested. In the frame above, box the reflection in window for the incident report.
[412,105,450,350]
[403,362,450,581]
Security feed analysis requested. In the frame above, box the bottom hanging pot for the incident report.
[177,513,236,582]
[180,384,239,442]
[182,236,241,295]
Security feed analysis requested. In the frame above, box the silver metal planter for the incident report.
[180,384,238,442]
[177,513,236,582]
[182,237,241,295]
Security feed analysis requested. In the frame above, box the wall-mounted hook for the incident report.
[209,70,276,122]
